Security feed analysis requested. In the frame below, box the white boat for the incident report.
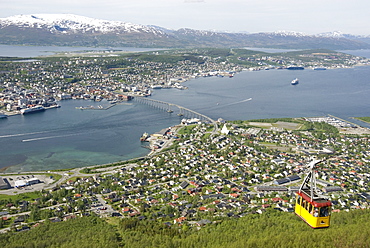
[151,85,162,89]
[140,132,149,141]
[20,106,45,114]
[291,78,299,85]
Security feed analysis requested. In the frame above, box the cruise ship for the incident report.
[287,66,304,70]
[291,78,299,85]
[20,106,45,114]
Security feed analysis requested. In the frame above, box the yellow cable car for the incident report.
[295,159,331,228]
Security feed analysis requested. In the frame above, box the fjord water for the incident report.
[0,44,162,57]
[0,102,181,172]
[153,65,370,121]
[1,48,369,172]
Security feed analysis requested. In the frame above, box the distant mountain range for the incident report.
[1,14,370,50]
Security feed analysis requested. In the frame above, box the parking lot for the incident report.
[0,174,55,195]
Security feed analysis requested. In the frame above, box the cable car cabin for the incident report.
[295,158,332,228]
[295,191,331,228]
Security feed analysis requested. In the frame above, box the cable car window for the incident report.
[319,207,329,217]
[312,207,319,217]
[308,204,313,214]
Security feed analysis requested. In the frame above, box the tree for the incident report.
[29,205,41,221]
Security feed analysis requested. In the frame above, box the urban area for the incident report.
[0,114,369,232]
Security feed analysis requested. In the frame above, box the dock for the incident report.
[76,101,132,110]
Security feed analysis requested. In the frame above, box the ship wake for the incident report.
[22,133,81,142]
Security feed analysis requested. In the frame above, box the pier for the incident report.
[76,101,132,110]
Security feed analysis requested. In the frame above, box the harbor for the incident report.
[76,102,133,110]
[0,105,60,117]
[75,96,134,110]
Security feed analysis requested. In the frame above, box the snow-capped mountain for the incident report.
[269,30,307,37]
[316,31,370,46]
[316,31,346,38]
[0,14,165,35]
[316,31,369,39]
[1,14,370,50]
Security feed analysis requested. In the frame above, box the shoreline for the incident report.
[2,61,370,118]
[0,122,182,174]
[1,104,60,117]
[1,114,369,175]
[352,117,370,124]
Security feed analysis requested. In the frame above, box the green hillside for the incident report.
[1,209,368,248]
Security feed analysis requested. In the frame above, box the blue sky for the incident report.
[1,0,369,35]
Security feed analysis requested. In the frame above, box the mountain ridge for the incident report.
[1,14,370,50]
[0,14,166,35]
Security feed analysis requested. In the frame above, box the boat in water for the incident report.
[0,114,8,119]
[20,106,45,115]
[291,78,299,85]
[140,132,149,142]
[287,66,304,70]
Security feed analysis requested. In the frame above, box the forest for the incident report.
[1,209,368,248]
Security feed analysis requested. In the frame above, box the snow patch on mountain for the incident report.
[316,31,345,38]
[177,28,220,36]
[316,31,370,39]
[269,30,307,37]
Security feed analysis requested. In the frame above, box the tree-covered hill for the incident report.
[118,209,370,248]
[0,217,120,248]
[1,209,369,248]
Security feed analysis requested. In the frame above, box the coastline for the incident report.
[352,117,370,124]
[0,165,13,173]
[1,104,60,117]
[1,113,369,175]
[1,114,369,200]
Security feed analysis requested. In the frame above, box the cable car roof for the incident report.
[297,191,332,207]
